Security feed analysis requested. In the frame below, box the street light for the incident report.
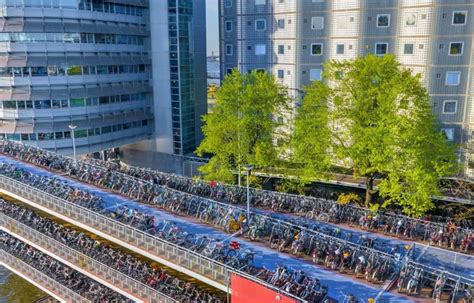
[68,123,77,165]
[243,165,253,224]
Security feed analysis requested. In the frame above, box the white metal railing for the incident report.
[0,212,176,303]
[0,174,304,302]
[0,249,90,303]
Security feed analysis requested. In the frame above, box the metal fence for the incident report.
[410,243,474,285]
[0,212,176,303]
[0,174,304,302]
[0,249,91,303]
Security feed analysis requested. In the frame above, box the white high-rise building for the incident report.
[220,0,474,176]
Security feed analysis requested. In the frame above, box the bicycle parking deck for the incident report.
[261,210,474,282]
[0,250,91,303]
[0,156,415,302]
[0,212,176,303]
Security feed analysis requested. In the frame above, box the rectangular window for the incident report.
[336,44,345,54]
[31,67,47,76]
[445,71,461,86]
[452,11,467,25]
[443,100,457,114]
[404,43,414,55]
[255,44,266,55]
[311,43,323,55]
[377,14,390,27]
[225,0,232,7]
[449,42,463,56]
[226,44,233,56]
[255,19,266,31]
[277,19,285,29]
[310,69,322,81]
[441,128,454,141]
[70,98,85,107]
[311,17,324,30]
[255,0,266,4]
[278,45,285,54]
[225,21,232,32]
[55,132,63,140]
[375,43,388,55]
[277,70,284,79]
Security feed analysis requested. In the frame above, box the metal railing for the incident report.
[0,249,90,303]
[0,174,304,302]
[0,212,176,303]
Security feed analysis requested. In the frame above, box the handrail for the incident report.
[0,250,91,303]
[0,174,305,302]
[0,212,176,303]
[8,142,396,258]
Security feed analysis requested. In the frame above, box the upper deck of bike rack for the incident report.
[0,174,305,302]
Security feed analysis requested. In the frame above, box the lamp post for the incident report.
[68,124,77,165]
[243,165,253,223]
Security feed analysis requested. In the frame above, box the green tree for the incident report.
[197,69,289,183]
[293,55,458,216]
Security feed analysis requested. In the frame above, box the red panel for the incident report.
[231,273,298,303]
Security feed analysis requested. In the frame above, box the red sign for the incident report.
[231,273,298,303]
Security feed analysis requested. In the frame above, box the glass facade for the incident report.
[0,0,153,154]
[168,0,196,155]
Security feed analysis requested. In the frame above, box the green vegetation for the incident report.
[197,56,459,216]
[292,55,458,216]
[197,69,289,183]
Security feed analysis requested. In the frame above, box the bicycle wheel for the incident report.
[317,212,330,223]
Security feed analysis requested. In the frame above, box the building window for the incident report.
[311,17,324,30]
[225,21,232,32]
[277,19,285,29]
[225,0,232,7]
[404,43,414,55]
[311,43,323,55]
[255,19,266,31]
[277,70,284,79]
[310,69,322,81]
[226,44,233,56]
[336,44,345,54]
[255,44,266,55]
[278,45,285,54]
[443,100,457,114]
[255,0,266,5]
[377,14,390,27]
[445,71,461,86]
[405,13,417,26]
[449,42,463,56]
[375,43,388,55]
[452,11,467,25]
[247,45,252,50]
[226,68,233,75]
[441,128,455,141]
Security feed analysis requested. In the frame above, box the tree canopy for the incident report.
[292,55,459,216]
[197,69,289,183]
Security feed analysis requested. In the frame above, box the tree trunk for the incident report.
[365,175,375,207]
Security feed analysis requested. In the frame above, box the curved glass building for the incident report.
[0,0,153,154]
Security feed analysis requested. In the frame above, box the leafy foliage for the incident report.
[197,69,290,183]
[293,55,459,216]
